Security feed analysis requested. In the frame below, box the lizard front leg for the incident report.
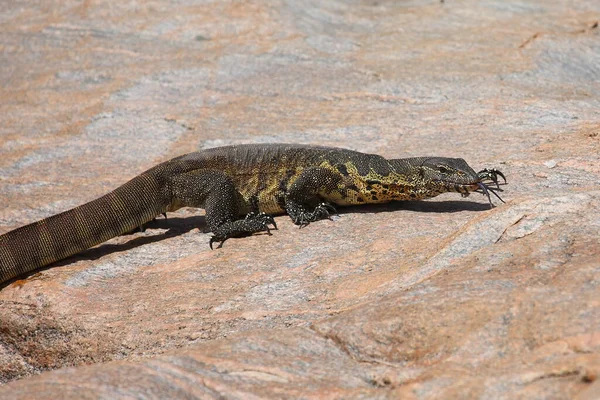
[170,170,276,248]
[284,167,341,227]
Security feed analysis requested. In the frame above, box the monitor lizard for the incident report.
[0,143,506,284]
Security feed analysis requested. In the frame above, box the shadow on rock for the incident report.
[2,199,492,288]
[342,199,494,215]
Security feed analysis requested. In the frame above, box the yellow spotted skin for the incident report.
[316,160,414,206]
[0,143,487,285]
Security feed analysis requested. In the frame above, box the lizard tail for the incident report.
[0,173,168,284]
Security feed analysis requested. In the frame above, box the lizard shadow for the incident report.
[341,199,493,215]
[1,199,491,288]
[75,199,489,262]
[61,214,208,264]
[79,200,490,267]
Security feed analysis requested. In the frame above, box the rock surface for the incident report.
[1,0,599,398]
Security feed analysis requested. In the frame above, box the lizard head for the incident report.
[389,157,506,206]
[418,157,479,194]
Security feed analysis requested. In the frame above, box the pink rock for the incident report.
[1,0,599,398]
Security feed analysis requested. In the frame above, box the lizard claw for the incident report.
[209,236,225,250]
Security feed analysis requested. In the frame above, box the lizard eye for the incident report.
[437,165,451,174]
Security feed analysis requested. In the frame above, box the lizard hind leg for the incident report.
[170,170,276,249]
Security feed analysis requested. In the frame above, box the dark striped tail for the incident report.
[0,173,168,284]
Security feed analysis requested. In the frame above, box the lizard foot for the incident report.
[209,212,277,249]
[244,211,278,230]
[288,202,337,228]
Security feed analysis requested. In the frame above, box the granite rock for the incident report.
[1,0,599,398]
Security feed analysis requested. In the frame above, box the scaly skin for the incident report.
[0,144,506,284]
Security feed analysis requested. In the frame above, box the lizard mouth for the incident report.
[439,169,506,207]
[448,181,504,207]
